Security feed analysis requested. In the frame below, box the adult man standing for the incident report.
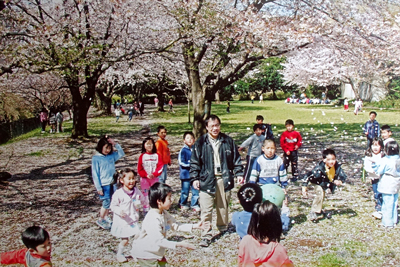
[190,115,244,247]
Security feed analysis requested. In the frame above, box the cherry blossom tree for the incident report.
[1,0,175,138]
[281,0,400,99]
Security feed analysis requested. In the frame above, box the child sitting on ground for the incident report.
[249,139,288,188]
[238,124,265,183]
[130,183,206,266]
[231,183,263,239]
[372,141,400,229]
[302,149,347,222]
[0,226,52,266]
[261,183,290,232]
[280,119,302,182]
[238,201,294,267]
[363,138,384,219]
[178,132,200,211]
[110,168,147,263]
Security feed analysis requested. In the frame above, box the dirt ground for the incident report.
[0,108,397,266]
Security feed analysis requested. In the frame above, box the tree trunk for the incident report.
[187,99,191,123]
[157,92,165,112]
[191,72,206,138]
[96,90,112,115]
[215,91,220,104]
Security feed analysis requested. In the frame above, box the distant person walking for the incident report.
[259,94,264,103]
[168,99,174,113]
[154,97,159,107]
[39,108,48,134]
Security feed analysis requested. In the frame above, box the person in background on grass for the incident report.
[249,139,288,189]
[251,95,255,104]
[55,110,63,133]
[168,99,174,113]
[190,114,244,247]
[238,201,294,267]
[0,226,52,267]
[238,124,265,183]
[353,98,362,115]
[380,124,396,147]
[343,97,349,111]
[178,131,200,212]
[115,107,122,122]
[372,141,400,229]
[302,149,347,222]
[226,100,230,113]
[110,168,147,263]
[155,126,171,184]
[139,100,144,116]
[48,108,56,133]
[39,108,48,134]
[363,111,380,148]
[231,183,263,239]
[255,115,274,141]
[131,183,205,267]
[138,137,164,213]
[363,138,384,219]
[280,119,302,182]
[92,135,125,230]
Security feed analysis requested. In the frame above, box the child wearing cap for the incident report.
[231,183,263,239]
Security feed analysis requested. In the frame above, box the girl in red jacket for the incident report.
[138,137,164,212]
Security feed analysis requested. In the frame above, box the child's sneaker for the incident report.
[116,254,127,263]
[180,205,190,211]
[105,216,113,225]
[96,219,111,230]
[192,206,201,212]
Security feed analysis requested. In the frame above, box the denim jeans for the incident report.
[381,193,398,227]
[159,164,168,184]
[371,180,382,211]
[179,179,199,208]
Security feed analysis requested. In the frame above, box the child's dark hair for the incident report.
[322,148,336,159]
[385,141,399,156]
[365,137,384,157]
[157,125,166,133]
[381,124,391,132]
[285,119,294,126]
[238,183,263,212]
[369,111,377,116]
[149,182,173,209]
[114,168,137,188]
[262,139,275,147]
[96,135,112,154]
[256,115,264,121]
[253,124,263,132]
[183,131,195,139]
[247,200,282,243]
[141,137,157,153]
[205,114,221,125]
[21,226,49,250]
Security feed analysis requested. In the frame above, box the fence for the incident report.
[0,117,41,144]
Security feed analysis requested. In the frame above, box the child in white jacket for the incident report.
[372,141,400,228]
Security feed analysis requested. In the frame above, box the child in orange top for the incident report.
[155,125,171,184]
[0,226,52,267]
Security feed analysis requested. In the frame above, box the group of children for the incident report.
[362,112,400,229]
[3,110,399,266]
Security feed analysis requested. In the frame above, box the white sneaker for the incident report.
[192,206,201,212]
[372,211,382,219]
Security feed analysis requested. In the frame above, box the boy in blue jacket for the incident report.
[178,132,200,211]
